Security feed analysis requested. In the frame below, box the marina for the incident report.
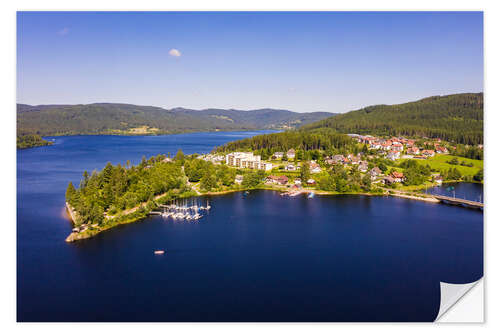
[151,199,212,221]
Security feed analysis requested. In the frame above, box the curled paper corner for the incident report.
[435,278,483,322]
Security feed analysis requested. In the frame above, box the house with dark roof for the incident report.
[369,167,382,180]
[382,176,396,185]
[358,161,368,172]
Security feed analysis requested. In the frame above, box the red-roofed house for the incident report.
[391,143,404,152]
[266,175,288,185]
[421,150,435,158]
[436,146,449,154]
[391,171,405,182]
[407,147,420,155]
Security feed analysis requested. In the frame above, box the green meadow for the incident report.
[413,155,483,177]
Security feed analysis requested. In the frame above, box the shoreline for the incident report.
[62,186,417,243]
[31,128,280,138]
[389,193,440,203]
[65,179,482,243]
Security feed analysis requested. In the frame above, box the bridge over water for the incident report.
[387,189,483,209]
[431,194,483,209]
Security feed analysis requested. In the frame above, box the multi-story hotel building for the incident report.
[226,152,273,171]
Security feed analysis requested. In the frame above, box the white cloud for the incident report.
[169,49,181,57]
[57,27,70,36]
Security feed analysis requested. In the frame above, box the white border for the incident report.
[2,0,498,331]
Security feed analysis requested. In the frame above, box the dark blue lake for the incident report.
[17,132,483,322]
[424,182,483,203]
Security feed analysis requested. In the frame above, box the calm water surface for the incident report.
[424,182,483,203]
[17,132,483,322]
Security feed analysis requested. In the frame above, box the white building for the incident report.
[386,150,401,161]
[272,152,284,160]
[309,162,322,174]
[226,152,272,171]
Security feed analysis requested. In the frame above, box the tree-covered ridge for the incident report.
[216,128,356,155]
[17,103,334,136]
[302,93,483,144]
[17,134,53,149]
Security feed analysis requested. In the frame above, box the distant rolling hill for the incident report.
[301,93,483,144]
[17,103,334,136]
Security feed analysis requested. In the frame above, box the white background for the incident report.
[1,0,498,331]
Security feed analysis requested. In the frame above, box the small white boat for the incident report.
[154,250,165,255]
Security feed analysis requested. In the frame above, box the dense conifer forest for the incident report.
[216,128,356,155]
[17,103,333,136]
[302,93,483,145]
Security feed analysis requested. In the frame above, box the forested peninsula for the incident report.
[17,135,53,149]
[64,151,303,242]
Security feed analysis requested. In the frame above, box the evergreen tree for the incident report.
[175,149,185,161]
[300,161,311,182]
[65,182,77,203]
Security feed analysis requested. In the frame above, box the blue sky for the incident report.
[17,12,483,113]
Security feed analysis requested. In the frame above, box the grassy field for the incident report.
[412,154,483,177]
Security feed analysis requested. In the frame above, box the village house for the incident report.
[433,175,443,185]
[235,175,244,185]
[309,162,322,174]
[324,157,335,165]
[436,146,449,154]
[369,167,382,181]
[162,157,172,163]
[294,178,302,186]
[348,154,361,165]
[421,150,435,158]
[265,175,288,186]
[199,154,225,164]
[272,152,284,160]
[386,150,401,161]
[358,161,368,173]
[406,140,415,147]
[381,141,392,150]
[277,175,289,185]
[332,154,347,164]
[407,146,420,155]
[306,178,316,185]
[390,171,405,183]
[285,164,297,171]
[382,176,396,185]
[286,149,296,160]
[348,134,363,142]
[391,143,404,152]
